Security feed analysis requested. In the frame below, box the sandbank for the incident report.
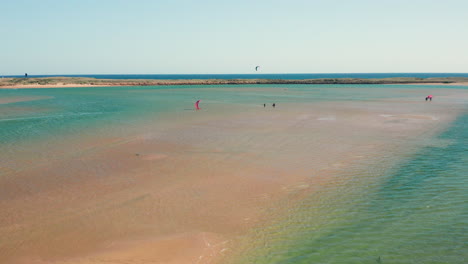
[2,76,468,89]
[0,96,53,104]
[0,87,465,264]
[395,82,468,86]
[0,84,113,89]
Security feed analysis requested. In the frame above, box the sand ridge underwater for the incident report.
[0,84,467,263]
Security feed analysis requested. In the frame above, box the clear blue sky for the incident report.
[1,0,467,74]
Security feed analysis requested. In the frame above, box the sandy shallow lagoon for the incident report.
[0,85,466,263]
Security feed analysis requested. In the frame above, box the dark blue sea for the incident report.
[4,73,468,80]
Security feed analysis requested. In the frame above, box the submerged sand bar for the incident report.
[0,85,466,264]
[1,76,468,88]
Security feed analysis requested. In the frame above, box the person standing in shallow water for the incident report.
[264,104,266,107]
[272,103,276,108]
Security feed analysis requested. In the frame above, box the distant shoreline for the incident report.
[1,76,468,88]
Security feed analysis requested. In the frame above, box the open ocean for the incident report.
[0,83,467,263]
[4,73,468,80]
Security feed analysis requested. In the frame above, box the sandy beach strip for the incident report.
[2,77,468,89]
[394,82,468,86]
[0,84,114,89]
[0,90,465,264]
[0,96,54,104]
[2,82,466,89]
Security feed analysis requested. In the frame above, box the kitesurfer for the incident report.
[195,100,201,110]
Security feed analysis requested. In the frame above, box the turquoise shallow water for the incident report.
[0,85,363,144]
[231,112,467,264]
[1,84,461,144]
[222,86,467,263]
[1,84,467,263]
[0,87,184,144]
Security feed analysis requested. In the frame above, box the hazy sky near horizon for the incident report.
[1,0,467,75]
